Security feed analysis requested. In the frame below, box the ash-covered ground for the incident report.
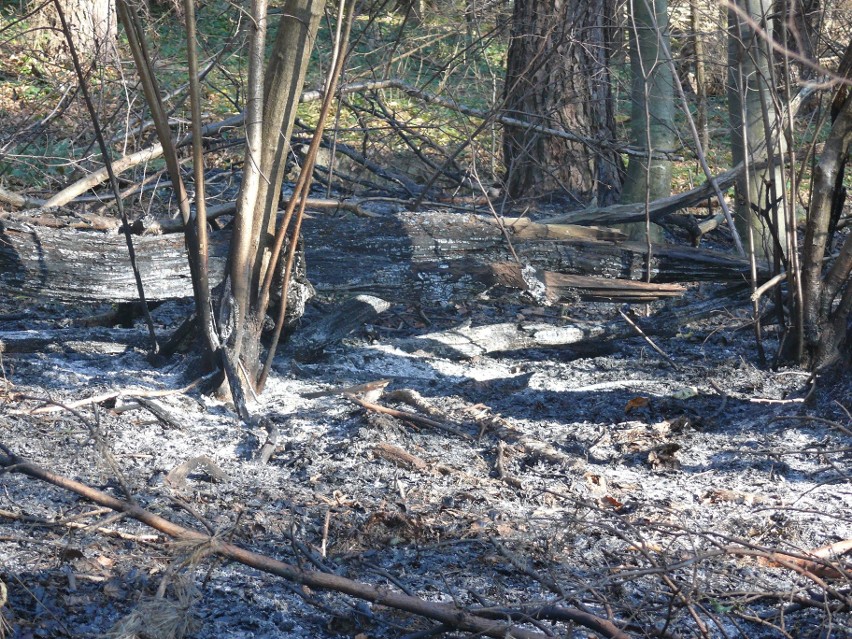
[0,281,850,639]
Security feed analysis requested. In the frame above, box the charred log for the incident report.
[0,211,760,309]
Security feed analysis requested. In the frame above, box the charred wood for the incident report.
[0,211,758,307]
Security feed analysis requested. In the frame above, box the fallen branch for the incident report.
[346,395,473,440]
[0,187,46,209]
[538,162,745,227]
[0,445,568,639]
[0,507,159,544]
[756,539,852,580]
[498,263,686,303]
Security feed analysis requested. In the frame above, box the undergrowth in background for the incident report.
[0,0,851,207]
[0,0,515,200]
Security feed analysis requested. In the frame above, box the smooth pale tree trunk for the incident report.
[727,0,787,262]
[690,0,708,151]
[251,0,324,297]
[228,0,325,377]
[619,0,675,243]
[503,0,622,205]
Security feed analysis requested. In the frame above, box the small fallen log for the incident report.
[388,287,747,359]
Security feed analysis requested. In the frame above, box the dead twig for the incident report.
[0,508,159,544]
[384,389,449,421]
[303,378,391,400]
[618,307,682,371]
[493,441,523,489]
[372,442,430,473]
[347,394,472,440]
[770,414,852,438]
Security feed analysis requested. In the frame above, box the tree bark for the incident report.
[503,0,622,205]
[690,0,708,151]
[225,0,324,385]
[619,0,675,243]
[801,90,852,369]
[246,0,324,298]
[787,0,821,81]
[39,0,116,66]
[727,0,788,261]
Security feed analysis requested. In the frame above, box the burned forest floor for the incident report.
[1,209,851,639]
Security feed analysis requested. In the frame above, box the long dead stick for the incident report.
[0,445,560,639]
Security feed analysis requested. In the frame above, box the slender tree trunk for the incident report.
[690,0,708,151]
[618,0,675,243]
[789,0,821,81]
[727,0,787,262]
[503,0,622,205]
[800,44,852,370]
[228,0,325,378]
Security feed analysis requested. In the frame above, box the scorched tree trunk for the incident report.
[503,0,622,205]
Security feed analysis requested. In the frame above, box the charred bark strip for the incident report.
[0,212,757,306]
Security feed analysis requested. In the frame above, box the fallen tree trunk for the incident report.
[0,211,758,305]
[0,327,147,355]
